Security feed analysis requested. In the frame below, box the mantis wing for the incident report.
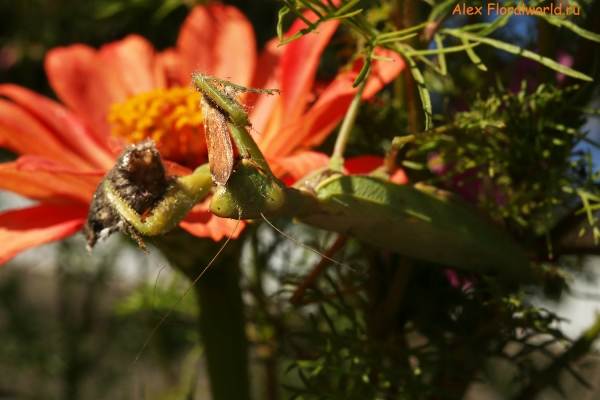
[299,174,535,283]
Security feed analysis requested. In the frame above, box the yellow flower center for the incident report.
[108,87,207,168]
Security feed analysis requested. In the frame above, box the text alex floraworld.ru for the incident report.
[453,3,580,16]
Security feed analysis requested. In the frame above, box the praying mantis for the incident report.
[84,73,536,283]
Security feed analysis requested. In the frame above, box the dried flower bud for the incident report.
[82,140,174,251]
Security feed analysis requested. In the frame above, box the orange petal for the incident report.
[163,160,193,177]
[0,84,115,169]
[0,204,88,265]
[269,151,330,181]
[261,49,405,156]
[0,160,101,205]
[45,44,129,140]
[362,48,405,99]
[98,35,163,93]
[155,48,183,88]
[180,201,245,241]
[251,38,283,93]
[16,155,105,176]
[261,73,355,156]
[280,18,339,124]
[177,4,256,86]
[390,169,408,184]
[248,38,284,134]
[0,98,98,168]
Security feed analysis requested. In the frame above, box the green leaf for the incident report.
[428,0,456,21]
[405,42,480,57]
[476,13,511,37]
[401,160,426,170]
[333,8,364,20]
[377,33,418,45]
[443,30,593,81]
[460,37,487,71]
[277,6,291,41]
[434,34,447,76]
[541,15,600,43]
[152,0,185,23]
[377,21,429,40]
[393,45,433,130]
[353,55,371,87]
[334,0,361,16]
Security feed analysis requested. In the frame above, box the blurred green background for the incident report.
[1,1,600,399]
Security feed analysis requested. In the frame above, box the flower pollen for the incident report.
[109,87,207,168]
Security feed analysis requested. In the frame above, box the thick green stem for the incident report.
[249,227,280,400]
[156,231,250,400]
[195,257,249,400]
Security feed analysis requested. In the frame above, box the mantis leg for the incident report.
[103,163,213,236]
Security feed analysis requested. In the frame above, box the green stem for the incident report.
[329,76,368,171]
[195,258,249,400]
[249,228,280,400]
[156,231,250,400]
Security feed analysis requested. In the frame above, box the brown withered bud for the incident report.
[82,140,175,251]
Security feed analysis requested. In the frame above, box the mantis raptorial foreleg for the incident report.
[103,163,213,236]
[85,74,535,283]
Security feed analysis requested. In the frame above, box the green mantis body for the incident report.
[97,74,535,283]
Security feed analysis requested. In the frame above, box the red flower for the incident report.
[252,13,406,181]
[0,4,404,265]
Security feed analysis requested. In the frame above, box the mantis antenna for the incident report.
[260,213,354,272]
[130,216,242,371]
